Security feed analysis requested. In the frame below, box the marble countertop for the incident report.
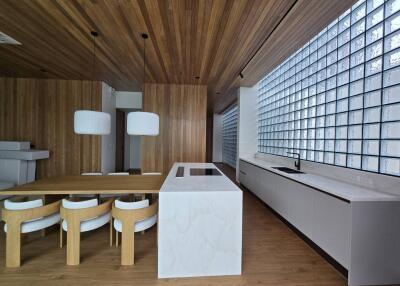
[161,162,241,193]
[240,156,400,202]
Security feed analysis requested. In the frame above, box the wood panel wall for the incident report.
[141,83,207,174]
[0,78,102,178]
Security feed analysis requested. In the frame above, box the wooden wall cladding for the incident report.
[0,78,102,178]
[141,83,207,174]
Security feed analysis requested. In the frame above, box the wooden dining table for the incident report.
[1,174,165,266]
[0,174,165,196]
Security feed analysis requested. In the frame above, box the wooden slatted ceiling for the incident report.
[0,0,356,112]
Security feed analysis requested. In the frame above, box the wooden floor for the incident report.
[0,164,346,286]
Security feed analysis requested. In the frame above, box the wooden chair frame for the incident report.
[1,200,61,268]
[112,201,158,265]
[60,198,113,265]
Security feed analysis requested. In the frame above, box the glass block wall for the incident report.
[258,0,400,176]
[222,105,238,169]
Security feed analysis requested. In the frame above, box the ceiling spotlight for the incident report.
[239,72,244,79]
[216,92,220,95]
[194,76,200,80]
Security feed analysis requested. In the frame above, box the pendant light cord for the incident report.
[90,31,98,109]
[143,35,146,86]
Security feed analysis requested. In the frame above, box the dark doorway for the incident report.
[115,109,125,172]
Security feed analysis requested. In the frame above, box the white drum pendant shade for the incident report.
[127,112,159,136]
[74,110,111,135]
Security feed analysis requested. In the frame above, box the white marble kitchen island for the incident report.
[158,163,242,278]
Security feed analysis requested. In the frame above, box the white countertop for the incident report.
[240,157,400,202]
[160,162,241,193]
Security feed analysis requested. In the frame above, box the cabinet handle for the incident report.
[240,170,246,175]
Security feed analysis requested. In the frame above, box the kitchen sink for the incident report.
[272,166,304,174]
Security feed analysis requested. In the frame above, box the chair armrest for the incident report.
[60,198,113,221]
[112,202,158,222]
[2,200,61,224]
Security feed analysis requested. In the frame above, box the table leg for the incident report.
[121,222,135,265]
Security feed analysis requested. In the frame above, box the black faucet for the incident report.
[287,152,301,171]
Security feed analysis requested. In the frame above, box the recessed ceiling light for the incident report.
[216,92,220,95]
[0,31,21,45]
[194,76,200,80]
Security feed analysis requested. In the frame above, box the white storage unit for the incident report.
[239,158,400,286]
[222,105,238,169]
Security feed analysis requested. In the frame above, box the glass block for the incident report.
[327,63,338,77]
[380,157,400,175]
[383,66,400,87]
[386,13,400,35]
[351,35,365,53]
[325,127,335,139]
[350,50,364,67]
[364,90,381,107]
[336,112,348,126]
[349,125,363,139]
[337,99,349,113]
[327,39,338,54]
[325,139,335,151]
[386,0,400,17]
[318,46,327,59]
[364,73,382,91]
[338,43,350,59]
[317,93,326,104]
[350,79,364,95]
[326,102,336,114]
[363,140,380,155]
[363,123,380,139]
[381,140,400,157]
[317,81,326,93]
[362,155,379,171]
[350,65,364,81]
[307,150,315,161]
[366,23,383,45]
[382,103,400,121]
[383,85,400,104]
[317,69,327,81]
[337,85,349,99]
[338,57,350,73]
[365,39,383,61]
[327,51,338,66]
[326,114,336,127]
[316,151,324,162]
[364,107,381,123]
[348,139,362,153]
[324,152,334,164]
[384,48,400,70]
[326,89,337,102]
[367,0,384,13]
[384,30,400,52]
[352,4,366,23]
[316,116,325,127]
[335,153,347,166]
[339,15,351,33]
[338,29,351,47]
[349,109,363,124]
[336,139,347,152]
[348,154,362,168]
[352,19,366,38]
[337,72,349,86]
[349,95,363,110]
[336,126,348,139]
[328,24,338,40]
[366,6,384,29]
[365,57,382,76]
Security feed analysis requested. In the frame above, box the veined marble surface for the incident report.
[158,163,242,278]
[240,156,400,202]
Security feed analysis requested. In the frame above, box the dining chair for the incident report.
[112,198,158,265]
[1,197,61,267]
[60,197,113,265]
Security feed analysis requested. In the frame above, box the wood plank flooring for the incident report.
[0,164,346,285]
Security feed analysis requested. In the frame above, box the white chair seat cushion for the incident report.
[62,212,111,232]
[4,213,60,234]
[113,215,157,233]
